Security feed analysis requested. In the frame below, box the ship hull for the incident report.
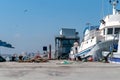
[75,39,118,61]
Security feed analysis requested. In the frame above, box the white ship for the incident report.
[70,0,120,61]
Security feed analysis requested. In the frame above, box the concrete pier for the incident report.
[0,60,120,80]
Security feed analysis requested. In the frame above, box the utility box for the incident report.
[43,46,47,51]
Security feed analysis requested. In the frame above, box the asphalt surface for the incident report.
[0,60,120,80]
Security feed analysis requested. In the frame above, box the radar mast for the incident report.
[109,0,119,15]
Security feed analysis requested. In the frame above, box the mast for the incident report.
[109,0,119,15]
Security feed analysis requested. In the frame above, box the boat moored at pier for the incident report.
[70,0,120,61]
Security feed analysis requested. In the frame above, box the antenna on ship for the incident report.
[109,0,119,15]
[86,22,91,30]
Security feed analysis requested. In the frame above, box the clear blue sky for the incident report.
[0,0,119,54]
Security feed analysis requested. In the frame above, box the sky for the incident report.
[0,0,119,54]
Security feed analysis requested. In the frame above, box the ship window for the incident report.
[107,28,113,34]
[115,28,120,34]
[103,29,105,35]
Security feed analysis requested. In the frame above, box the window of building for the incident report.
[107,28,113,34]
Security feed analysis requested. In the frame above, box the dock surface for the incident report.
[0,60,120,80]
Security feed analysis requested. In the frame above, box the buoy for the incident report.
[88,57,93,62]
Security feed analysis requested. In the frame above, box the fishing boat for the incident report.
[108,33,120,63]
[70,0,120,61]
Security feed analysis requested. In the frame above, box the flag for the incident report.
[0,40,14,48]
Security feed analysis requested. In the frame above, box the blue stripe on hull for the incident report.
[109,57,120,63]
[75,46,94,57]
